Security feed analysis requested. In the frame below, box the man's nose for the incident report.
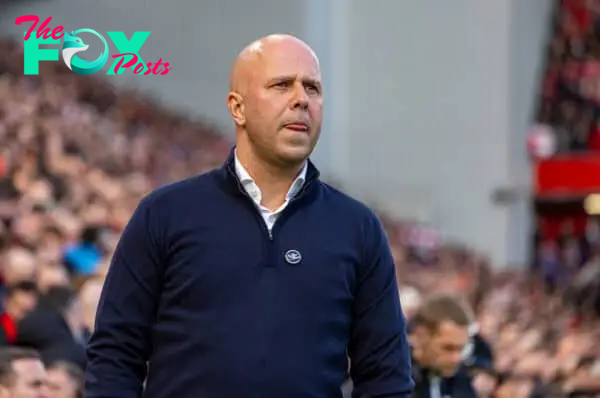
[37,386,50,398]
[291,84,309,110]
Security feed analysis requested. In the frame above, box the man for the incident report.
[396,285,494,397]
[409,294,476,397]
[85,34,413,397]
[0,347,48,398]
[0,281,38,345]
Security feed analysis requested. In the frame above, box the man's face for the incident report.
[4,291,37,321]
[0,358,48,398]
[46,368,78,398]
[418,320,470,377]
[240,40,323,165]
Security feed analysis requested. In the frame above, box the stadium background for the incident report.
[0,0,599,397]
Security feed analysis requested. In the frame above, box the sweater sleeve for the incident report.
[85,197,164,398]
[348,212,414,397]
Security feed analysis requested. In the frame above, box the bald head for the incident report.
[229,34,319,94]
[2,248,36,284]
[227,34,323,167]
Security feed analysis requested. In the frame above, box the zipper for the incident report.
[231,176,274,242]
[228,165,317,243]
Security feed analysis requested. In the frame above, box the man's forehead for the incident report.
[435,321,469,339]
[258,55,320,82]
[12,358,45,375]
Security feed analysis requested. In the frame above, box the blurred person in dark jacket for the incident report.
[401,286,494,397]
[409,293,477,397]
[0,281,38,345]
[15,286,87,369]
[46,361,83,398]
[0,346,48,398]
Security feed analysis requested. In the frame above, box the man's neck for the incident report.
[235,147,304,210]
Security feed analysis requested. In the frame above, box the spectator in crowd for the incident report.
[0,347,47,398]
[399,283,497,397]
[1,249,37,303]
[0,281,37,345]
[409,293,476,397]
[45,360,83,398]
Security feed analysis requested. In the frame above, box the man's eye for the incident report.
[305,84,319,94]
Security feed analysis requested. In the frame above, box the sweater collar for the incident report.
[219,146,320,196]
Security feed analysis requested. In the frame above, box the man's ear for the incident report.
[227,92,245,126]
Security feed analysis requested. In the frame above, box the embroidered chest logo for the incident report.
[284,249,302,265]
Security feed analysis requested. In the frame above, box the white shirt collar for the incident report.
[234,152,307,205]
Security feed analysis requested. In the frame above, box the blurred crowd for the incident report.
[393,221,600,397]
[0,9,600,394]
[538,0,600,152]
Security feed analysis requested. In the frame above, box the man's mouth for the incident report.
[283,123,309,132]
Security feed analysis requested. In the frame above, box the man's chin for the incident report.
[439,367,458,377]
[277,144,313,163]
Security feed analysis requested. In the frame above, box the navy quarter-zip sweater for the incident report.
[85,151,414,398]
